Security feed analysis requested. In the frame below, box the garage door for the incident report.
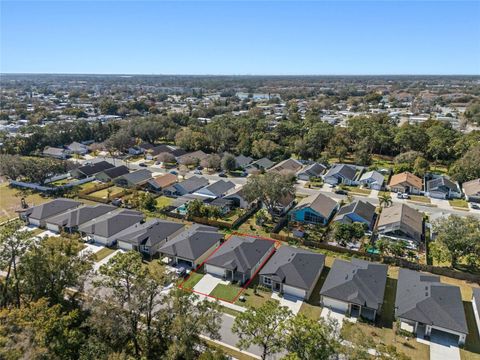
[205,264,225,277]
[118,241,133,251]
[46,223,59,232]
[323,297,349,313]
[283,285,307,299]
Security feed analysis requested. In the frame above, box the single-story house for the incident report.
[260,246,325,300]
[207,198,236,215]
[194,180,235,199]
[145,173,178,193]
[114,169,152,188]
[176,150,208,165]
[244,158,275,174]
[78,209,144,246]
[159,224,223,269]
[22,198,82,227]
[323,164,357,186]
[234,154,253,169]
[145,144,186,160]
[70,161,115,179]
[164,176,209,197]
[395,268,468,345]
[320,259,388,321]
[388,171,423,195]
[296,163,327,181]
[43,146,69,159]
[359,170,385,190]
[376,203,424,243]
[95,165,130,182]
[128,146,144,155]
[333,200,377,230]
[472,288,480,338]
[462,178,480,203]
[290,193,339,226]
[67,141,89,155]
[205,235,276,285]
[116,218,185,257]
[224,187,251,209]
[268,158,303,176]
[426,176,462,200]
[44,204,116,233]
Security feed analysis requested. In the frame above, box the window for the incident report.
[263,276,272,285]
[304,211,323,224]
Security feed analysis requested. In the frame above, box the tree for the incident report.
[285,314,339,360]
[450,145,480,183]
[200,154,221,171]
[232,300,291,360]
[431,215,480,268]
[0,220,33,307]
[379,193,392,208]
[99,99,119,115]
[221,154,237,172]
[242,173,295,220]
[332,222,366,246]
[157,152,176,164]
[251,139,281,159]
[105,129,134,156]
[19,236,93,305]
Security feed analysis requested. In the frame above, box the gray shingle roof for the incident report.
[360,170,384,184]
[115,219,185,248]
[206,235,275,273]
[75,161,114,176]
[260,246,325,290]
[294,193,338,219]
[395,268,468,334]
[46,204,116,228]
[334,200,376,225]
[320,259,387,310]
[117,169,152,185]
[426,176,458,192]
[202,180,235,197]
[473,288,480,316]
[159,224,223,261]
[235,155,253,168]
[98,165,129,180]
[78,209,144,238]
[298,163,326,177]
[325,164,356,180]
[28,198,82,221]
[177,176,209,193]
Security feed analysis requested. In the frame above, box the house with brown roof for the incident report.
[376,203,424,243]
[268,158,303,176]
[389,171,423,195]
[290,193,339,226]
[146,173,178,193]
[462,178,480,203]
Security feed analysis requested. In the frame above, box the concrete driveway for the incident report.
[193,274,229,295]
[271,293,303,315]
[429,330,461,360]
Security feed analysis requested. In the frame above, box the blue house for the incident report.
[290,193,339,226]
[333,200,377,230]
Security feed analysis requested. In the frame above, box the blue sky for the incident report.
[1,1,479,75]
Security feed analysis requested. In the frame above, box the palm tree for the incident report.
[379,193,393,208]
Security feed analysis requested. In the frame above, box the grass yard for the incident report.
[204,339,257,360]
[235,287,273,309]
[94,247,116,261]
[156,196,173,209]
[180,272,204,290]
[408,195,431,204]
[461,301,480,359]
[78,181,101,191]
[210,283,242,302]
[237,217,273,238]
[0,184,50,223]
[89,186,125,199]
[343,186,371,195]
[449,199,470,209]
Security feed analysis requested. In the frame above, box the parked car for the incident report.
[139,162,147,167]
[334,189,348,195]
[329,184,336,188]
[472,204,480,210]
[401,193,410,199]
[111,198,123,206]
[218,172,227,178]
[169,170,178,175]
[193,170,202,175]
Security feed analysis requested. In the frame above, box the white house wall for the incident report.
[322,296,349,314]
[283,284,307,299]
[205,264,225,277]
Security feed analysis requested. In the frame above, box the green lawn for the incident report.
[235,287,273,309]
[408,195,431,204]
[210,283,242,302]
[205,339,257,360]
[180,272,204,290]
[343,186,371,195]
[89,186,124,199]
[0,184,49,223]
[156,196,173,209]
[449,199,469,209]
[94,247,116,261]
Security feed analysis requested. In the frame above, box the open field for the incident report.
[89,186,125,199]
[0,184,50,223]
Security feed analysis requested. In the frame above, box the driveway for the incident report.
[193,274,229,295]
[429,330,461,360]
[271,293,303,315]
[320,308,346,330]
[93,249,124,272]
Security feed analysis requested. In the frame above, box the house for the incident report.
[268,158,303,176]
[70,161,115,179]
[426,176,461,199]
[159,224,223,269]
[359,170,384,190]
[145,144,185,161]
[395,268,468,345]
[296,163,327,181]
[114,169,152,188]
[116,219,185,258]
[462,178,480,203]
[205,235,275,285]
[164,176,209,197]
[45,204,116,233]
[67,141,88,155]
[376,203,424,243]
[234,154,253,169]
[176,150,208,165]
[290,193,338,226]
[333,200,377,230]
[128,146,144,155]
[22,198,82,227]
[78,209,144,246]
[389,171,423,195]
[320,259,388,321]
[244,158,275,173]
[272,193,296,218]
[224,187,251,209]
[259,246,325,300]
[43,146,68,159]
[145,173,178,193]
[194,180,235,198]
[472,288,480,338]
[323,164,357,186]
[207,198,236,215]
[95,165,130,182]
